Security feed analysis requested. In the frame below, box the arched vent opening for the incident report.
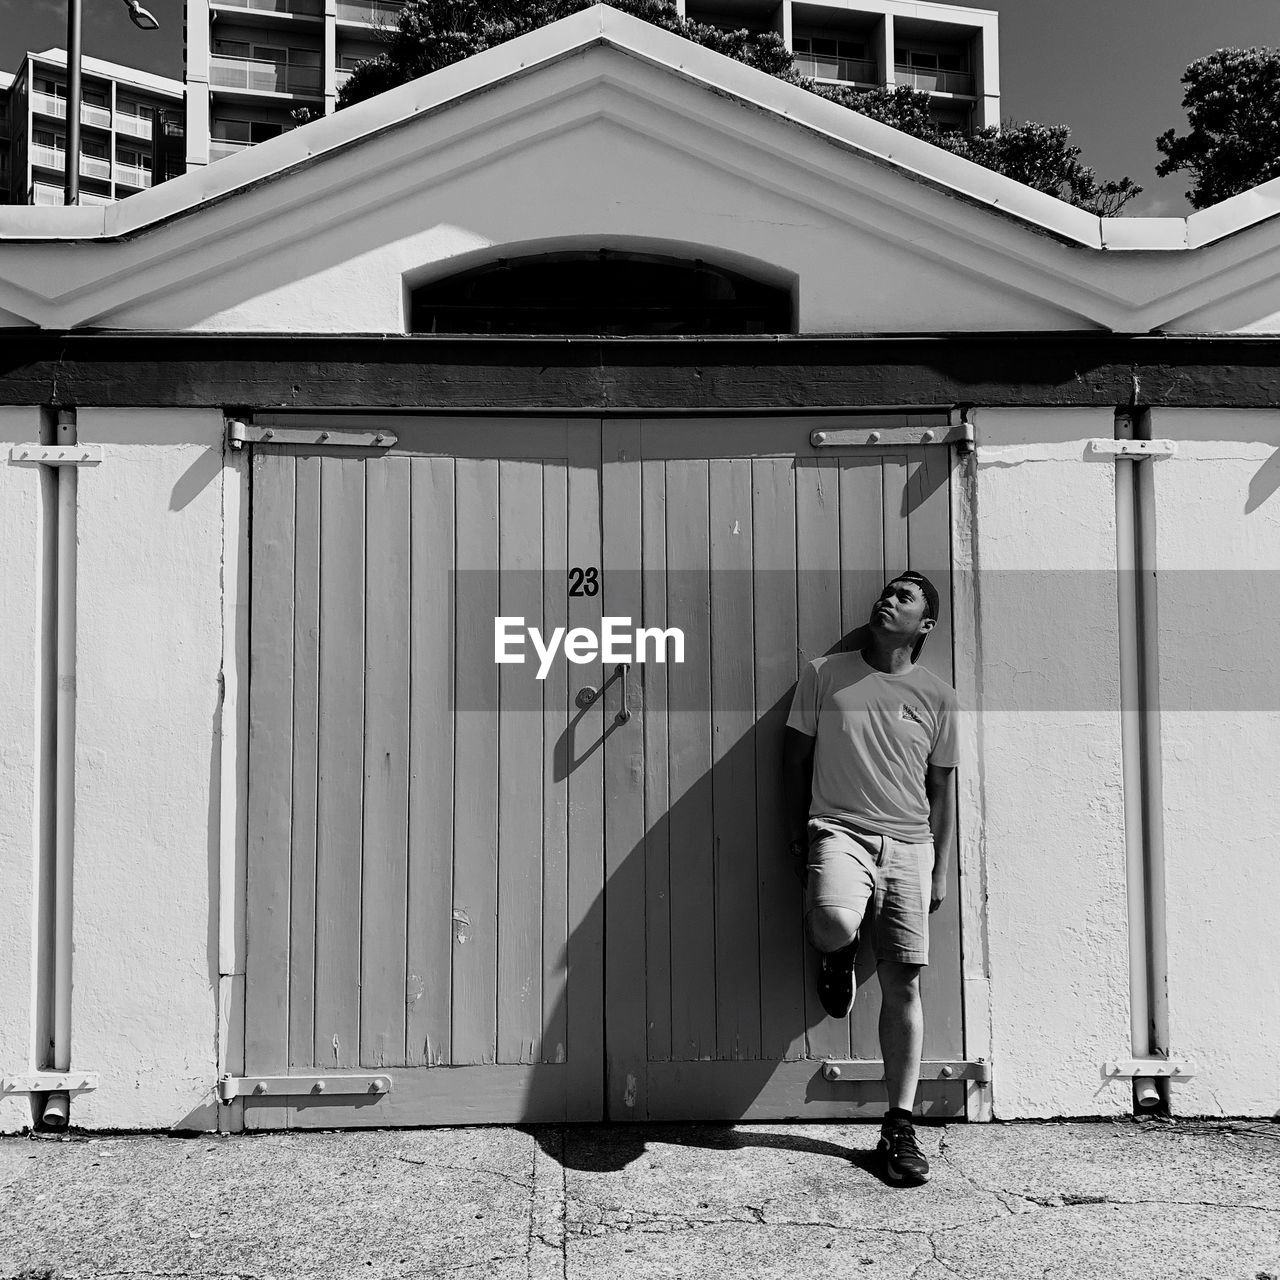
[409,249,793,336]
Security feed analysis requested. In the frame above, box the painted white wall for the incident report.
[0,409,46,1133]
[1146,408,1280,1117]
[970,408,1133,1118]
[66,408,226,1130]
[34,55,1103,336]
[7,35,1280,336]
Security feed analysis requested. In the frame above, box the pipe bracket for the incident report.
[1087,439,1176,459]
[9,444,103,466]
[2,1072,98,1095]
[1101,1058,1196,1079]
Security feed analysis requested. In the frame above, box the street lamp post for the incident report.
[63,0,162,205]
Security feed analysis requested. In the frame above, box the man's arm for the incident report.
[924,764,956,913]
[783,727,816,874]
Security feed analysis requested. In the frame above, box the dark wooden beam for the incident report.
[2,332,1278,409]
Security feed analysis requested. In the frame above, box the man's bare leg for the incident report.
[877,961,923,1111]
[806,906,861,953]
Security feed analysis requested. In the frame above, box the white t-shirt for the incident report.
[786,651,959,842]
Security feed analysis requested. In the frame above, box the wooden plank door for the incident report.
[243,417,605,1126]
[601,418,965,1121]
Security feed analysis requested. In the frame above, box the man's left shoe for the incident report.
[816,942,857,1018]
[878,1117,931,1184]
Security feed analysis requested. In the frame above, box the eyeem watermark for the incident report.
[495,617,686,680]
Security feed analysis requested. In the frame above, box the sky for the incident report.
[1,0,1277,214]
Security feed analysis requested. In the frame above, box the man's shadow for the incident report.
[513,594,963,1175]
[522,1120,895,1182]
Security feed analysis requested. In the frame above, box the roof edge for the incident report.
[2,6,1279,251]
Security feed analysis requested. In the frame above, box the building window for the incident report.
[794,35,868,61]
[409,250,794,336]
[793,32,876,85]
[895,45,968,73]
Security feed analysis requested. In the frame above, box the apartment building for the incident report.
[0,73,12,202]
[680,0,999,132]
[184,0,400,167]
[0,49,184,206]
[182,0,995,169]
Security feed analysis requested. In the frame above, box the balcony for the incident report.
[793,54,878,86]
[209,137,254,162]
[335,0,402,26]
[31,92,115,129]
[116,163,153,188]
[210,55,322,96]
[217,0,324,16]
[893,65,975,96]
[116,113,154,140]
[31,144,112,180]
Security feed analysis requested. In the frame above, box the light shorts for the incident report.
[804,814,934,967]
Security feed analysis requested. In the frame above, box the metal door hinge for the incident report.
[2,1072,99,1095]
[9,444,104,466]
[821,1058,989,1083]
[1101,1058,1196,1079]
[1087,439,1176,459]
[810,421,973,453]
[217,1073,393,1102]
[227,420,398,450]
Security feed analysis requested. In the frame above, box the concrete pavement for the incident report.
[1,1118,1277,1279]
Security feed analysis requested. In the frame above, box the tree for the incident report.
[335,0,1140,215]
[943,123,1143,218]
[1156,47,1280,210]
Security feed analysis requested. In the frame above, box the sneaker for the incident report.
[878,1117,931,1184]
[816,941,856,1018]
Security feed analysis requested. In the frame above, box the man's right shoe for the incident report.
[816,941,857,1018]
[878,1117,931,1184]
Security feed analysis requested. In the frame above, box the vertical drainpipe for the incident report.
[40,407,78,1128]
[1134,412,1171,1101]
[1114,410,1170,1111]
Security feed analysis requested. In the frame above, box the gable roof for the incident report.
[1,5,1279,335]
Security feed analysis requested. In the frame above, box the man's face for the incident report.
[868,579,934,645]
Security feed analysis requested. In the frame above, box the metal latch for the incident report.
[1101,1058,1196,1079]
[9,444,104,466]
[2,1072,99,1095]
[217,1073,393,1102]
[810,422,973,452]
[1086,439,1176,459]
[821,1058,989,1083]
[227,420,398,450]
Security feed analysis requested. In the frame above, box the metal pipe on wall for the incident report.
[1134,415,1171,1101]
[1114,414,1154,1107]
[1114,410,1170,1111]
[41,408,79,1128]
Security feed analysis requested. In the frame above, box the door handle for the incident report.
[613,663,631,724]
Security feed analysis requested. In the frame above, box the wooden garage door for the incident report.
[599,418,964,1120]
[242,415,964,1125]
[243,418,606,1126]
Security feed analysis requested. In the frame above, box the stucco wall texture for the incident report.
[970,410,1132,1119]
[1147,409,1280,1118]
[64,409,225,1129]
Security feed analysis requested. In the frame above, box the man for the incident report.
[783,571,958,1185]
